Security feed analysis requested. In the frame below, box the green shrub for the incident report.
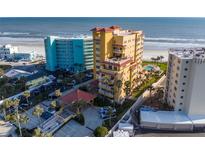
[94,126,108,137]
[15,128,33,137]
[93,96,111,107]
[74,113,85,125]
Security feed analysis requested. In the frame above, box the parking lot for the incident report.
[20,102,48,129]
[54,107,103,137]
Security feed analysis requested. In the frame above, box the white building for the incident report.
[0,44,18,59]
[0,44,37,61]
[164,47,205,115]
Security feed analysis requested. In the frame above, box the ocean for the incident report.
[0,17,205,59]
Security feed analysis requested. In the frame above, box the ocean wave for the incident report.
[0,32,30,35]
[144,37,205,44]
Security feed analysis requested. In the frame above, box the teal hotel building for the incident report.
[44,36,93,72]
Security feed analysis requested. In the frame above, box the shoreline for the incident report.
[0,37,169,60]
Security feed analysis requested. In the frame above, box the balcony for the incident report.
[113,48,122,54]
[99,82,114,92]
[99,89,114,98]
[99,76,114,85]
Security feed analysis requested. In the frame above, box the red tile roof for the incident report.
[60,89,96,104]
[91,26,121,32]
[110,25,121,29]
[90,27,103,32]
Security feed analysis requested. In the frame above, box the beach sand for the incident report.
[0,37,169,61]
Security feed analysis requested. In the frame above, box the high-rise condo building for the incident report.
[91,26,144,103]
[164,48,205,115]
[44,36,93,72]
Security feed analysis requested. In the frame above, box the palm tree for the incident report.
[6,99,29,137]
[115,80,122,103]
[107,107,113,127]
[32,105,44,123]
[33,128,52,137]
[23,91,30,104]
[147,85,155,103]
[124,81,131,98]
[1,99,12,120]
[72,100,85,115]
[151,57,156,63]
[55,89,62,97]
[50,101,57,109]
[159,55,164,62]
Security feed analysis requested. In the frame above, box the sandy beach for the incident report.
[0,37,169,61]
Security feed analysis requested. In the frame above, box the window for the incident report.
[174,87,177,91]
[175,80,178,84]
[182,82,186,85]
[180,103,183,105]
[109,65,112,70]
[181,89,185,92]
[181,96,184,99]
[173,99,175,104]
[176,73,179,77]
[186,61,189,64]
[179,109,182,111]
[177,66,180,70]
[184,68,188,71]
[178,60,181,64]
[184,75,187,78]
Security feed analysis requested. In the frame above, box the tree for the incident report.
[115,80,122,103]
[0,99,13,120]
[6,99,29,137]
[124,81,131,98]
[33,128,52,137]
[55,89,62,97]
[151,57,156,63]
[72,100,85,115]
[94,126,108,137]
[23,91,30,104]
[32,105,44,123]
[159,55,164,62]
[107,107,113,127]
[0,68,4,77]
[147,85,155,103]
[50,101,57,109]
[77,72,85,83]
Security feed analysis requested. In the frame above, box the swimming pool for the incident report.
[144,65,154,71]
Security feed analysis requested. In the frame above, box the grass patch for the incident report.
[142,61,167,72]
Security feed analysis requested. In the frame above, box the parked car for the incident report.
[100,113,116,119]
[98,106,116,114]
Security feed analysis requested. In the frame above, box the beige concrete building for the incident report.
[164,47,205,115]
[91,26,144,103]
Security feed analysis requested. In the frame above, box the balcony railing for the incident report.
[99,89,114,98]
[99,82,114,91]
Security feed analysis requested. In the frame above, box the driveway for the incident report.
[54,107,103,137]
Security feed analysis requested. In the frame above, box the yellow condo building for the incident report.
[91,26,144,103]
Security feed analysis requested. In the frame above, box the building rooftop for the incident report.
[91,26,142,36]
[141,110,192,124]
[60,89,96,105]
[103,57,132,66]
[0,120,16,137]
[48,35,92,40]
[169,47,205,59]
